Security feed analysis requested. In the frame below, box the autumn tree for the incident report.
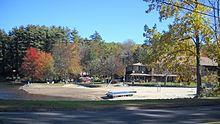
[204,0,220,82]
[21,47,55,81]
[52,43,82,80]
[143,24,196,83]
[36,51,55,81]
[2,25,71,78]
[21,47,40,81]
[144,0,214,97]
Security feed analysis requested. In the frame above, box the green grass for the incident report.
[0,99,220,111]
[203,96,220,99]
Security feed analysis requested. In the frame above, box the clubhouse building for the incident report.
[125,56,218,82]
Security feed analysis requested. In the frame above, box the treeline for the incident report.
[0,25,144,80]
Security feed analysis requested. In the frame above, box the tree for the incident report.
[82,41,106,76]
[52,43,82,80]
[97,42,125,78]
[204,0,220,82]
[144,0,214,97]
[133,46,146,63]
[7,25,71,77]
[10,25,70,52]
[21,47,55,81]
[120,40,136,65]
[0,30,10,77]
[71,28,85,44]
[36,51,55,81]
[80,32,105,75]
[21,47,40,81]
[41,26,71,52]
[90,31,103,42]
[102,55,125,78]
[143,24,196,82]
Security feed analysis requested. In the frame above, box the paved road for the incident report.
[0,105,220,124]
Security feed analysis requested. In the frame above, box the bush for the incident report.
[183,82,191,86]
[140,80,146,83]
[202,83,220,97]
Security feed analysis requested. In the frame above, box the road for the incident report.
[0,105,220,124]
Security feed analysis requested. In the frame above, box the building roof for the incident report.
[130,73,177,77]
[132,62,145,66]
[200,56,218,66]
[129,56,218,68]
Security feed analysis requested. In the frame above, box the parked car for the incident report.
[79,77,92,82]
[110,80,117,84]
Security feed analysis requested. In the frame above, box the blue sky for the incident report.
[0,0,172,44]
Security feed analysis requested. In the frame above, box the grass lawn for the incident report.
[0,99,220,112]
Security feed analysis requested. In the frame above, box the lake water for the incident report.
[0,82,85,101]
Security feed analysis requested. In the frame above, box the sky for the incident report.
[0,0,173,44]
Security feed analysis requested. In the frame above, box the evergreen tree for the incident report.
[90,31,103,42]
[0,30,10,77]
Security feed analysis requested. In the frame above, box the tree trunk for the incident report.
[196,34,202,97]
[217,0,220,83]
[218,62,220,82]
[165,74,168,85]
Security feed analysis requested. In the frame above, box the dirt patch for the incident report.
[21,84,197,101]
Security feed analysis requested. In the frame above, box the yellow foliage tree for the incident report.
[144,0,214,97]
[52,43,82,80]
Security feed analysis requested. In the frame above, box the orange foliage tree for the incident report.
[21,47,39,80]
[36,51,55,81]
[21,47,55,81]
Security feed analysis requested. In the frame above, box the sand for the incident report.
[21,84,196,101]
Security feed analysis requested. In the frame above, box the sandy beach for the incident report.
[21,84,196,101]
